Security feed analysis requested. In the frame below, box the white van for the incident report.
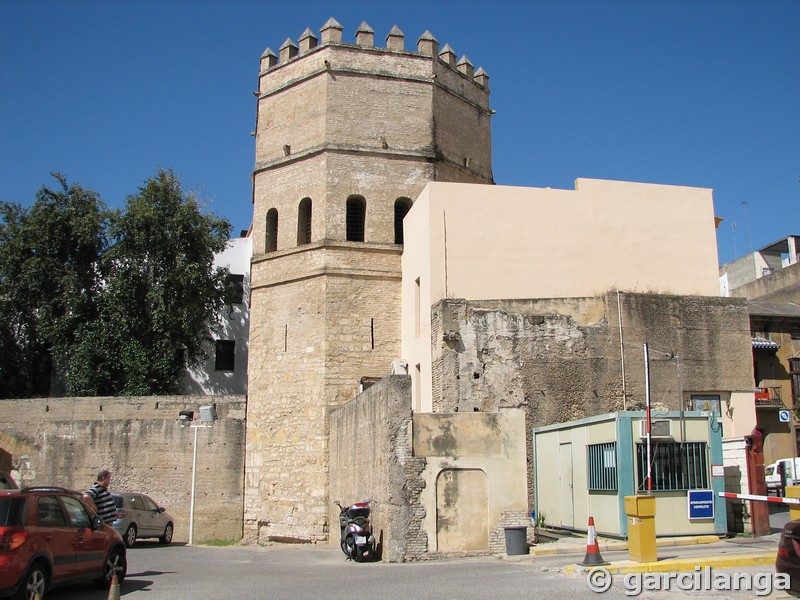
[765,457,800,494]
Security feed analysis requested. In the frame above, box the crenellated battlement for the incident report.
[246,15,493,545]
[259,17,489,91]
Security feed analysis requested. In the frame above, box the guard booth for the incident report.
[532,411,726,537]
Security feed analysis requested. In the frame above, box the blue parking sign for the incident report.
[688,489,715,520]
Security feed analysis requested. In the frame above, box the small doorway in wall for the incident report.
[436,468,488,551]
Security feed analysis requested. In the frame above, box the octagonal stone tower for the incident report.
[245,18,493,542]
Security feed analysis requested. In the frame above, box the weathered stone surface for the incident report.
[0,395,246,543]
[247,26,493,542]
[430,292,753,511]
[328,375,421,561]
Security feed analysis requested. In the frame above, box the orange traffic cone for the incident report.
[107,574,121,600]
[579,516,609,566]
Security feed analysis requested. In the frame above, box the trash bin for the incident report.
[504,526,528,555]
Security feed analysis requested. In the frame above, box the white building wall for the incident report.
[183,236,252,394]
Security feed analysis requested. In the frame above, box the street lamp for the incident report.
[180,406,217,546]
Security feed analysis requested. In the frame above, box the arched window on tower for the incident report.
[394,197,412,244]
[297,198,312,245]
[266,208,278,252]
[346,196,366,242]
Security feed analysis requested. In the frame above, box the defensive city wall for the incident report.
[0,394,246,543]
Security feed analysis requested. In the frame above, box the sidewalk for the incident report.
[506,533,780,575]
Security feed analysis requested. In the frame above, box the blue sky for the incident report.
[2,0,797,265]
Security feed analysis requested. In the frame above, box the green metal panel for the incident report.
[708,417,728,535]
[616,414,635,536]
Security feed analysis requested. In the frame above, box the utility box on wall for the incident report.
[532,411,726,538]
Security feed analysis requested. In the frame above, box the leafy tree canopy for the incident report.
[0,169,232,398]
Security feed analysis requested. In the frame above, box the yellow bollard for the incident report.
[625,494,657,563]
[786,486,800,522]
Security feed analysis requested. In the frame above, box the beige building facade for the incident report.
[401,178,727,413]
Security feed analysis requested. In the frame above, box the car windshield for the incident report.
[766,467,775,476]
[0,497,25,526]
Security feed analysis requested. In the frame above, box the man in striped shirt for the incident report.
[83,469,116,524]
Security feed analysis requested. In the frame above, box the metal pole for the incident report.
[676,355,684,444]
[617,291,627,410]
[644,343,652,493]
[189,425,198,546]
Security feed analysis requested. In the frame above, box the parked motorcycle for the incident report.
[334,500,376,562]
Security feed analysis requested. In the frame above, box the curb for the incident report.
[529,535,721,557]
[563,552,775,576]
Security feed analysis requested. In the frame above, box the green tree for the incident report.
[0,174,109,397]
[64,168,232,395]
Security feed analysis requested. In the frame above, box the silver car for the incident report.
[112,492,174,548]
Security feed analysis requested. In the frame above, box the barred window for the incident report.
[635,441,708,492]
[587,442,617,491]
[266,208,278,252]
[226,274,244,305]
[297,197,312,245]
[346,196,366,242]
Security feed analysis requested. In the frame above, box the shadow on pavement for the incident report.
[771,504,791,534]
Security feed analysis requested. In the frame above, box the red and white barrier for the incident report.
[718,491,800,505]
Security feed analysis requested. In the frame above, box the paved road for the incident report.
[43,537,792,600]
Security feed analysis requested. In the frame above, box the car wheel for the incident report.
[13,562,48,600]
[159,522,173,545]
[94,547,126,589]
[124,524,137,548]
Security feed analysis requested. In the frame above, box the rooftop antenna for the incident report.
[730,222,738,258]
[742,200,753,254]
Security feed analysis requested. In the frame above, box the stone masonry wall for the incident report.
[328,375,426,562]
[245,264,403,543]
[431,292,754,514]
[0,395,246,543]
[247,22,494,543]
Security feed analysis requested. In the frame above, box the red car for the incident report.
[0,486,127,600]
[776,519,800,592]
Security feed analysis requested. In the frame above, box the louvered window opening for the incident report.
[346,198,365,242]
[266,209,278,252]
[298,198,312,245]
[587,442,618,491]
[394,199,411,244]
[635,441,708,492]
